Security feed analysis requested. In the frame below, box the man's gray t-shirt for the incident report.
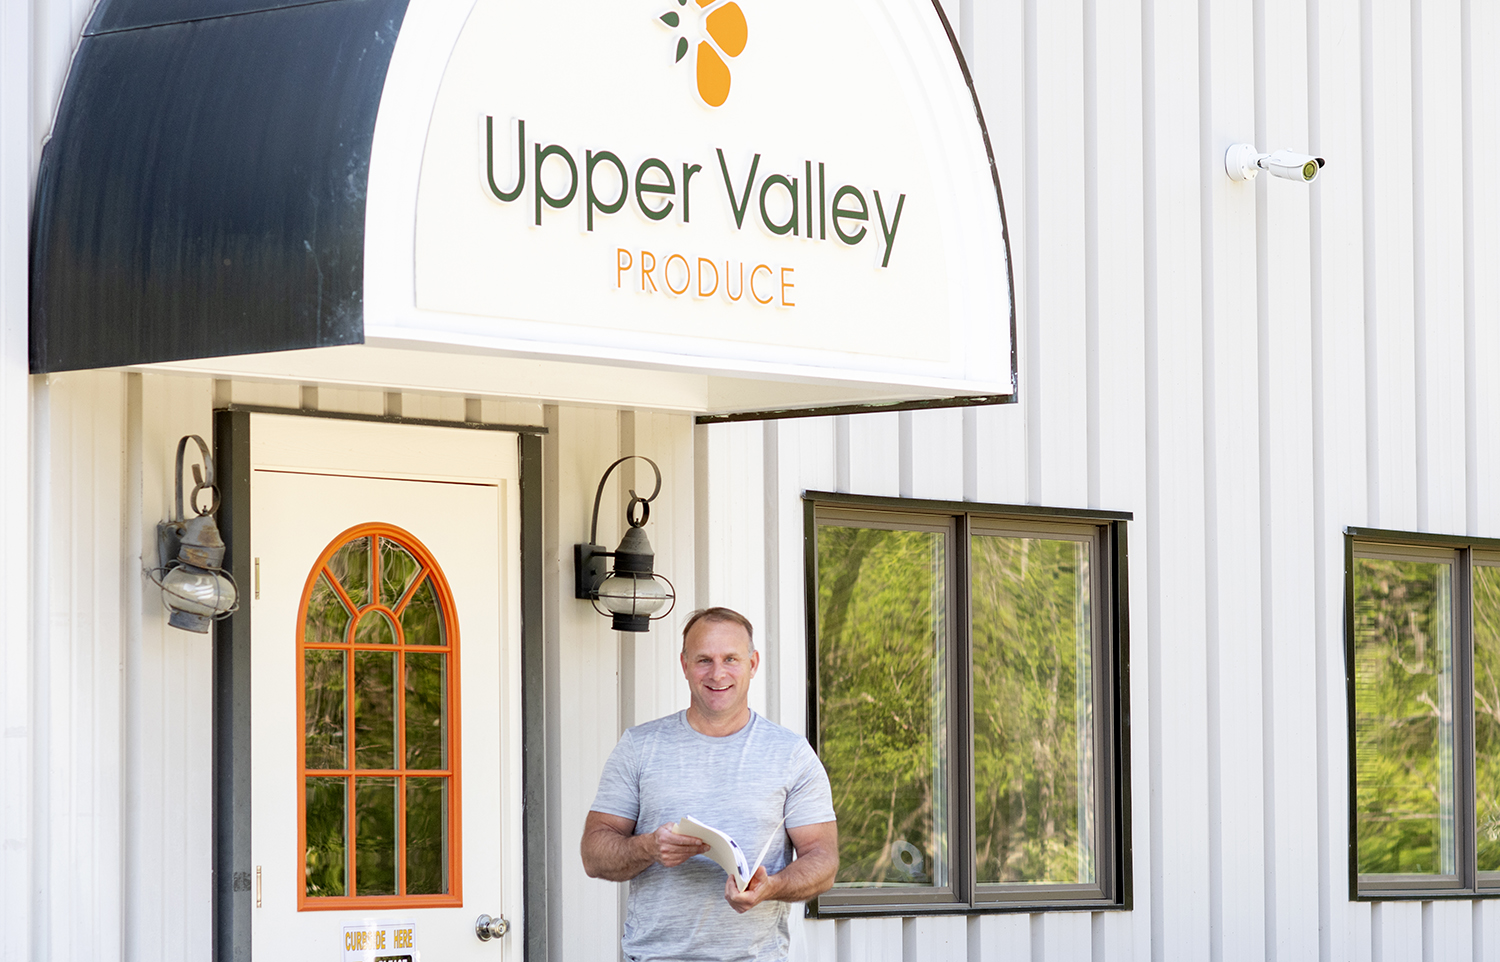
[590,710,836,962]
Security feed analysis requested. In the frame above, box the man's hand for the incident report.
[647,822,712,868]
[582,811,709,881]
[724,866,776,913]
[720,820,839,912]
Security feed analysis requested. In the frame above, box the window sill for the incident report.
[808,893,1127,918]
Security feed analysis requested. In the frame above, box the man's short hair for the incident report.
[681,607,755,653]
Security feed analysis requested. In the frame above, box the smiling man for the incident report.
[581,607,838,962]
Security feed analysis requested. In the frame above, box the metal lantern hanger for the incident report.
[149,435,240,632]
[574,455,677,632]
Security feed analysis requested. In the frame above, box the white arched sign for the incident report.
[364,0,1014,401]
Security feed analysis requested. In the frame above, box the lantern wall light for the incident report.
[574,456,676,632]
[148,435,240,633]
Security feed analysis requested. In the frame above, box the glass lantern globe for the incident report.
[161,563,239,633]
[596,572,671,632]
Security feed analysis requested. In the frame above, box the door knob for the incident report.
[475,914,509,941]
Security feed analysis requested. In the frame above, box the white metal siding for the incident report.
[694,2,1500,960]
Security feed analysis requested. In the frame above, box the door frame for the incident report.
[211,406,548,962]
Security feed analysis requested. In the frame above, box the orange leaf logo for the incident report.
[658,0,749,107]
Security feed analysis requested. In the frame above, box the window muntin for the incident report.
[1347,533,1500,899]
[298,525,462,910]
[809,498,1128,914]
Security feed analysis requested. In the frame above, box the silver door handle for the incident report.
[475,914,509,941]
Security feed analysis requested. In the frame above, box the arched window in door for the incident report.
[298,523,462,909]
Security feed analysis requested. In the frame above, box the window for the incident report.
[298,524,462,909]
[804,493,1131,914]
[1347,528,1500,899]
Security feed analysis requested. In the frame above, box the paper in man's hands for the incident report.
[676,814,787,892]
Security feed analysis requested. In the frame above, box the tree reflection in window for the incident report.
[817,524,949,889]
[1353,556,1455,876]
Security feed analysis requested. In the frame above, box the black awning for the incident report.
[29,0,410,373]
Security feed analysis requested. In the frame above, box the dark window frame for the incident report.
[803,492,1133,916]
[1346,526,1500,900]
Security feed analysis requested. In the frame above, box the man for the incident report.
[581,607,838,962]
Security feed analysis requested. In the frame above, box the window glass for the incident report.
[1353,556,1455,876]
[970,533,1095,885]
[354,650,397,770]
[328,537,371,608]
[406,778,450,895]
[304,648,346,770]
[405,652,448,770]
[300,527,458,903]
[355,777,398,895]
[817,522,950,889]
[380,537,422,606]
[1473,564,1500,874]
[402,578,446,646]
[304,776,346,897]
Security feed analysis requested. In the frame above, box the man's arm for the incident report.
[723,820,838,913]
[581,810,711,882]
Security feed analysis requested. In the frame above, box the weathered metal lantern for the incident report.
[574,456,676,632]
[151,435,239,633]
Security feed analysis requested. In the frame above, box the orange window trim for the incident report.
[296,522,464,911]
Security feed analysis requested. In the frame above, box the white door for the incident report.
[249,414,523,961]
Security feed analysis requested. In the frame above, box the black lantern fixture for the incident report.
[149,435,240,633]
[574,456,677,632]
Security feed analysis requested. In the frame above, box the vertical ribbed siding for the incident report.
[0,0,33,957]
[5,0,96,957]
[699,0,1500,957]
[126,373,216,961]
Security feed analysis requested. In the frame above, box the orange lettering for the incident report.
[616,248,632,288]
[751,264,773,304]
[725,261,743,301]
[665,253,690,295]
[697,257,719,297]
[641,250,658,292]
[780,267,795,307]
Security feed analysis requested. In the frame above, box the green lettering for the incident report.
[485,117,525,203]
[804,161,812,237]
[533,143,578,225]
[635,158,676,221]
[759,174,799,236]
[717,149,761,229]
[585,150,628,231]
[681,162,703,223]
[873,190,906,267]
[818,162,826,240]
[831,185,868,245]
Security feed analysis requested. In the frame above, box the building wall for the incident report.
[2,0,97,958]
[688,1,1500,961]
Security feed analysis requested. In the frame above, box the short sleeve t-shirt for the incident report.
[590,710,836,962]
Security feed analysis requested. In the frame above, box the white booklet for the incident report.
[676,814,787,892]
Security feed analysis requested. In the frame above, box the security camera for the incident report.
[1225,144,1326,183]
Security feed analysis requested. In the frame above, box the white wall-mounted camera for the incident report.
[1225,143,1326,183]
